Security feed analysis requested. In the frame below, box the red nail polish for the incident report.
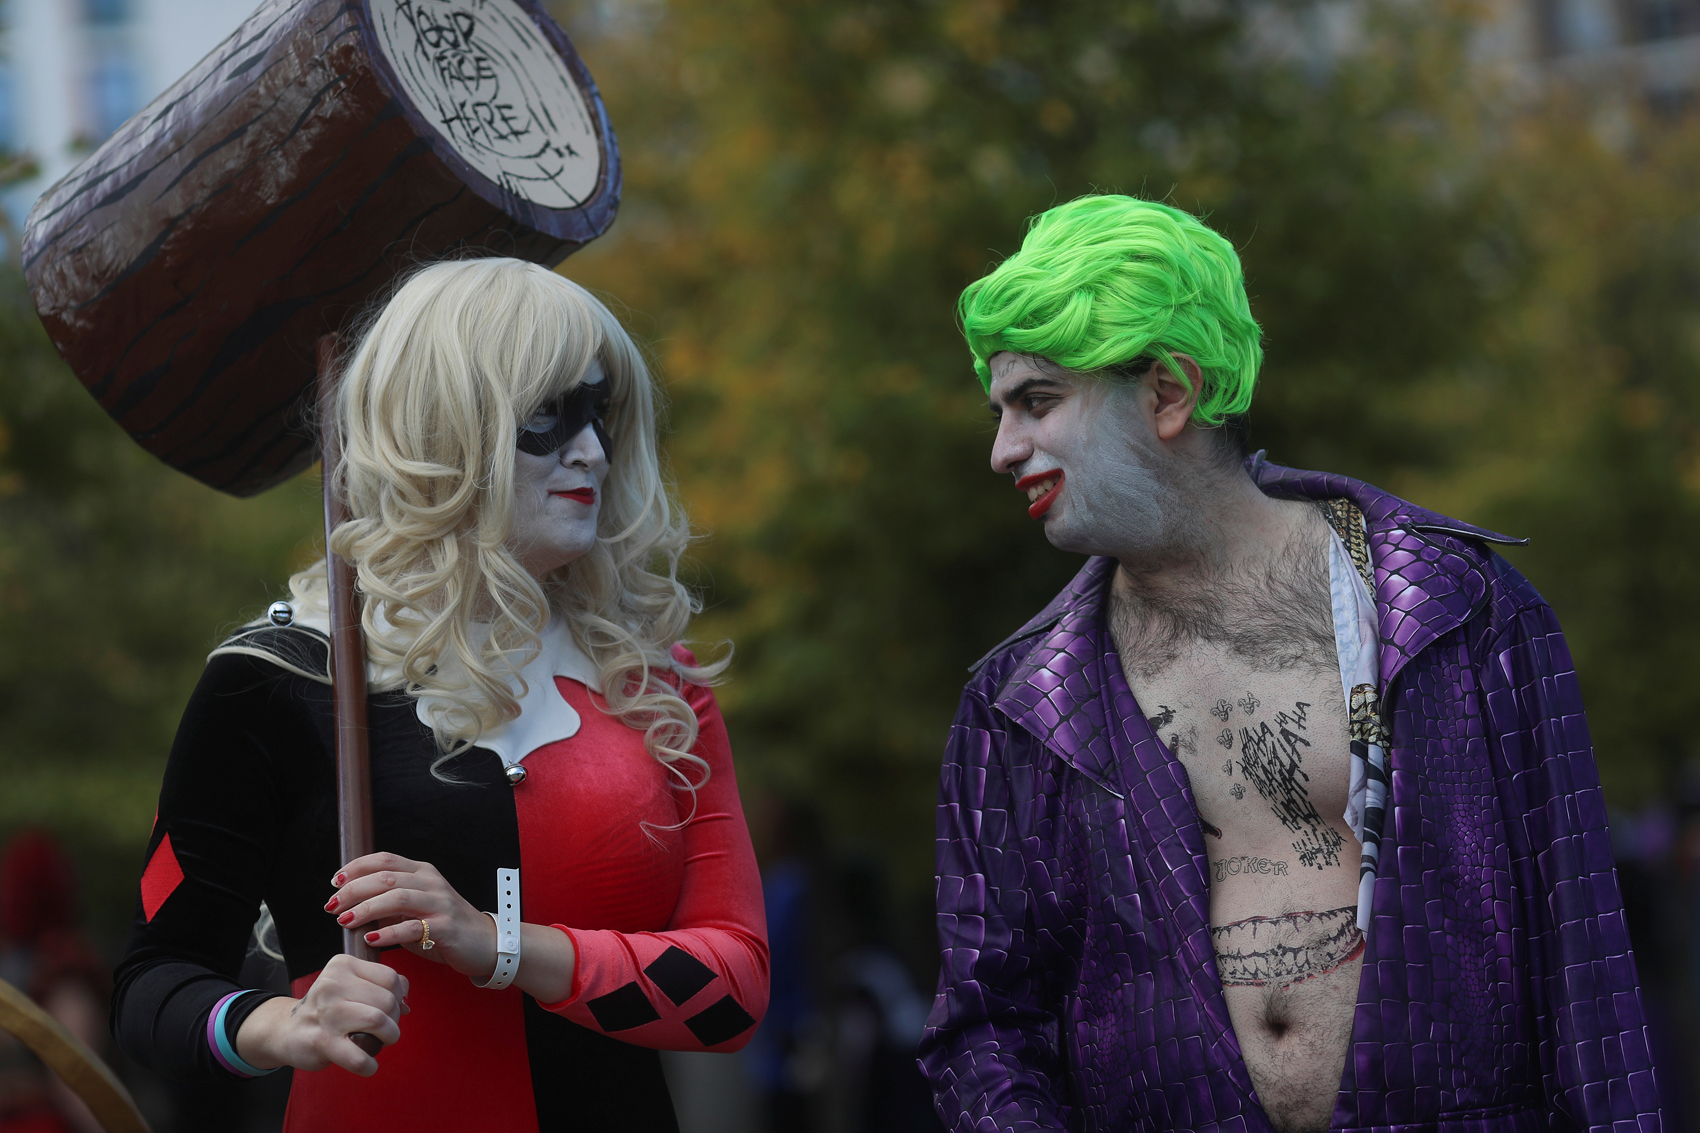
[334,872,347,886]
[338,911,355,926]
[365,931,380,944]
[324,897,339,912]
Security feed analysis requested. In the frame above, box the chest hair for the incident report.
[1108,511,1336,686]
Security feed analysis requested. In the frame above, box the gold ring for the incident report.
[419,920,434,951]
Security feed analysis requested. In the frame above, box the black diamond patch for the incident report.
[645,946,717,1006]
[683,994,756,1047]
[586,981,661,1032]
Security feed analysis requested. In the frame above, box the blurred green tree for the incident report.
[1,0,1694,938]
[558,0,1650,889]
[0,273,322,938]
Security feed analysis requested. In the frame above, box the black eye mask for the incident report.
[516,379,613,463]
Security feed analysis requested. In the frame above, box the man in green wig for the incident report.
[919,195,1660,1133]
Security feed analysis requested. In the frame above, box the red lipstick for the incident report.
[552,488,595,505]
[1016,470,1064,520]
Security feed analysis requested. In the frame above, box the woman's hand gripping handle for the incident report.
[233,954,409,1077]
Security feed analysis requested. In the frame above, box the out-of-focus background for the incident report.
[0,0,1698,1129]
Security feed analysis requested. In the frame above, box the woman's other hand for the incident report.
[327,852,497,982]
[234,955,408,1076]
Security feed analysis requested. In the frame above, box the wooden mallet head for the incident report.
[21,0,620,497]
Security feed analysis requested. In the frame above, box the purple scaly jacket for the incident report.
[921,458,1662,1133]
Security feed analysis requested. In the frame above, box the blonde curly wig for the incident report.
[288,258,722,789]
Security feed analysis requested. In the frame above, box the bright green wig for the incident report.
[960,196,1262,426]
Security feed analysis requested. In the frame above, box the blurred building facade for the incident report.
[1252,0,1700,108]
[0,0,247,222]
[0,0,1695,226]
[1530,0,1700,92]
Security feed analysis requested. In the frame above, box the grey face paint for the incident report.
[1040,379,1176,561]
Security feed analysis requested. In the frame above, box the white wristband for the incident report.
[474,868,521,990]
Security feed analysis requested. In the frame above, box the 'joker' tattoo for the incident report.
[1211,906,1364,988]
[1147,705,1176,731]
[1212,855,1289,881]
[1237,701,1345,869]
[1210,698,1233,721]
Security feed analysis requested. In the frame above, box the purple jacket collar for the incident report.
[981,455,1526,798]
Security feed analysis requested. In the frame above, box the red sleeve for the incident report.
[538,648,770,1051]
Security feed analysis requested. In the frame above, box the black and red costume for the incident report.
[113,622,768,1131]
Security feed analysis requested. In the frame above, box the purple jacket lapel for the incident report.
[987,560,1256,1100]
[984,556,1125,798]
[1250,455,1524,687]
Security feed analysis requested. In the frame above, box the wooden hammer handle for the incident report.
[316,335,384,1061]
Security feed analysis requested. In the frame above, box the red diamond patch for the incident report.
[140,833,184,922]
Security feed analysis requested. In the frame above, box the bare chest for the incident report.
[1133,656,1354,880]
[1113,638,1365,1133]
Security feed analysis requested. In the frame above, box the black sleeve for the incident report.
[112,651,322,1080]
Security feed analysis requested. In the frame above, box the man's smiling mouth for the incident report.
[1016,470,1064,519]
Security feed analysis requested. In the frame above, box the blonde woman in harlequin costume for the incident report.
[112,259,768,1131]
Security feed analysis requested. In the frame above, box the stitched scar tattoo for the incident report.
[1211,906,1365,988]
[1237,701,1346,869]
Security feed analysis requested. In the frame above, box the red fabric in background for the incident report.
[0,830,77,945]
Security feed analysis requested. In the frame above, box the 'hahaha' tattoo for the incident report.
[1212,855,1289,881]
[1236,701,1346,869]
[1211,906,1364,988]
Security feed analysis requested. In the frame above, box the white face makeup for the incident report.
[988,353,1176,561]
[508,365,611,579]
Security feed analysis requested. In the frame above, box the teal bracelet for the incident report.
[208,991,278,1078]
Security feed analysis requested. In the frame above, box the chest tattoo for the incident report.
[1235,700,1346,869]
[1212,854,1289,881]
[1211,906,1365,988]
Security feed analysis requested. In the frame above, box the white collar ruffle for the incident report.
[416,616,603,767]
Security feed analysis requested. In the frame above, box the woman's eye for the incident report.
[523,410,559,433]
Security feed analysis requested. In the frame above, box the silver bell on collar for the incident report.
[505,764,528,786]
[267,601,295,627]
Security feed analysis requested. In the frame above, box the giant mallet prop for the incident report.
[22,0,619,1075]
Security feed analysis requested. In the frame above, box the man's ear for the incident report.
[1149,355,1202,442]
